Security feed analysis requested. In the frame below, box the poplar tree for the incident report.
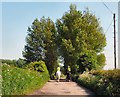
[23,17,58,75]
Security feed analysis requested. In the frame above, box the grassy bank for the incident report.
[2,64,49,95]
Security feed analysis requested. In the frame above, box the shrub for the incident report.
[25,61,49,73]
[71,74,79,82]
[75,69,120,96]
[2,63,50,95]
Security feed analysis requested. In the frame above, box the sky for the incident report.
[1,1,119,69]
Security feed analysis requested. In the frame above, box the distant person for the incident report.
[66,66,71,82]
[56,67,61,82]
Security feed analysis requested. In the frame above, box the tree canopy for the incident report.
[23,17,58,75]
[23,4,107,75]
[56,4,106,73]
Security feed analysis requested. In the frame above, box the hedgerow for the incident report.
[73,69,120,96]
[2,61,50,95]
[0,62,2,95]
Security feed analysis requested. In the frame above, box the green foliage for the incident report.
[2,64,50,95]
[23,17,58,75]
[16,58,26,68]
[23,4,107,75]
[77,51,98,73]
[97,53,106,69]
[56,4,106,73]
[25,61,49,73]
[75,69,120,96]
[56,4,82,72]
[1,59,17,66]
[1,59,26,68]
[23,18,44,62]
[71,74,79,82]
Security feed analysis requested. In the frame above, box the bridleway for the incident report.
[30,79,95,96]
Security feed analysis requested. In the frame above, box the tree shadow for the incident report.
[60,79,67,82]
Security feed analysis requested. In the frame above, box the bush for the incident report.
[25,61,48,73]
[75,69,120,96]
[71,74,79,82]
[2,63,50,95]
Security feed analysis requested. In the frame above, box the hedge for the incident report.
[2,61,50,96]
[73,69,120,96]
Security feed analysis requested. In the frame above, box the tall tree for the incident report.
[43,18,58,75]
[23,17,58,75]
[23,18,44,63]
[56,4,106,73]
[56,4,82,73]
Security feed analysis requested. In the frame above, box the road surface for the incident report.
[30,79,95,96]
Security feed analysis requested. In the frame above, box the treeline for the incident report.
[23,4,106,76]
[0,58,26,68]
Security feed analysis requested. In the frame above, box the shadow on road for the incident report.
[48,78,71,82]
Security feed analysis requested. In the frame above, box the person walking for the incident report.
[66,66,71,82]
[56,67,61,82]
